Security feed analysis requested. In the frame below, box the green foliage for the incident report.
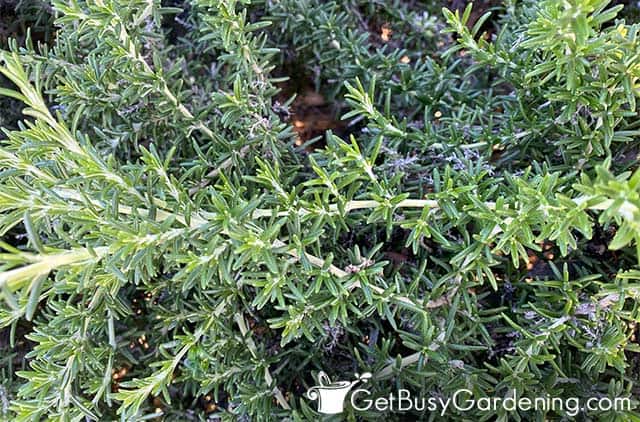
[0,0,639,420]
[443,1,640,161]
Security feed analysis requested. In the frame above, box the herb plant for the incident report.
[0,0,639,420]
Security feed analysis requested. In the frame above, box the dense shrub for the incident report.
[0,0,639,420]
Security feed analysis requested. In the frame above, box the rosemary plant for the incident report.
[0,0,639,420]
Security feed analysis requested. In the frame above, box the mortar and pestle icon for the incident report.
[306,371,372,414]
